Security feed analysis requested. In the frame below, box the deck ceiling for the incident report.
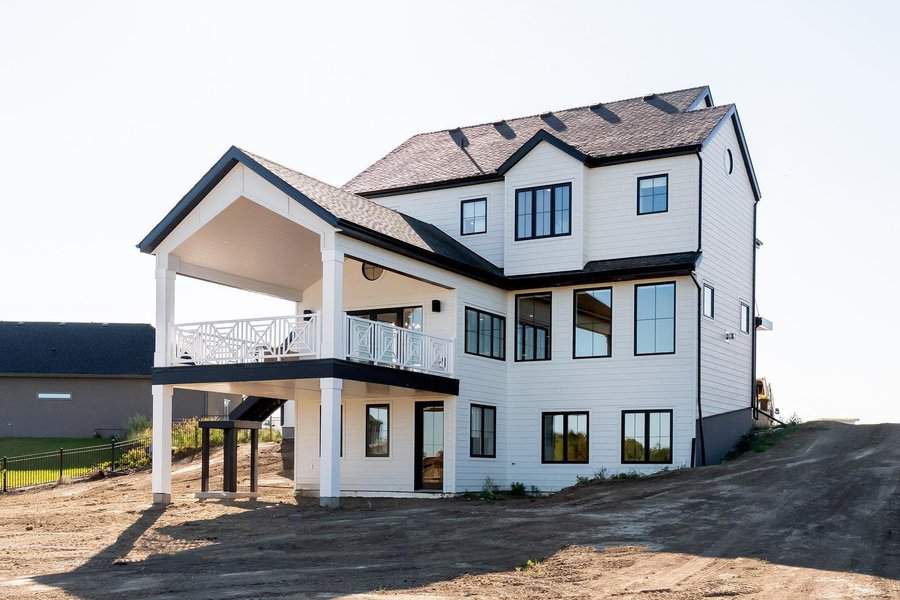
[171,379,450,401]
[174,197,322,296]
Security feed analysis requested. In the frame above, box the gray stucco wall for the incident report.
[695,407,753,466]
[0,377,242,438]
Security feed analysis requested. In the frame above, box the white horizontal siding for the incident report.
[584,154,699,260]
[370,181,506,267]
[697,120,755,417]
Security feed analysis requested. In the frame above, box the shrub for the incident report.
[125,414,151,440]
[118,447,151,470]
[480,476,499,501]
[509,481,526,496]
[787,412,802,426]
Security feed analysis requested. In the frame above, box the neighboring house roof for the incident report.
[0,322,154,377]
[137,146,504,282]
[342,86,755,197]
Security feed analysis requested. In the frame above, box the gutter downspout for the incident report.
[693,153,707,467]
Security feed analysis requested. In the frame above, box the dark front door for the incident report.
[415,402,444,490]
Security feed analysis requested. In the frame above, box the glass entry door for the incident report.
[347,306,423,331]
[415,402,444,490]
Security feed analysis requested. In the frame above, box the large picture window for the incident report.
[637,175,668,214]
[460,198,487,235]
[515,183,571,240]
[621,410,673,464]
[634,282,675,355]
[573,288,612,358]
[365,404,390,457]
[465,307,505,360]
[542,412,589,463]
[470,404,496,458]
[516,293,552,361]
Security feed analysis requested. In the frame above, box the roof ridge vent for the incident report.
[448,128,469,149]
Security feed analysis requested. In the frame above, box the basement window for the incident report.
[542,412,589,464]
[622,410,673,464]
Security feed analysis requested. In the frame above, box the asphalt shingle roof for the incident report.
[0,322,155,376]
[343,86,730,195]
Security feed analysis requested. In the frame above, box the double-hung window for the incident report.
[470,404,496,458]
[637,175,668,214]
[365,404,389,457]
[460,198,487,235]
[635,282,675,355]
[465,307,505,360]
[542,412,589,463]
[622,410,673,464]
[516,293,552,361]
[573,288,612,358]
[515,183,571,240]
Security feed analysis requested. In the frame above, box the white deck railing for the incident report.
[345,315,453,376]
[173,314,320,366]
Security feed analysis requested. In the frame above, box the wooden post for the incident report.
[201,428,210,493]
[250,429,258,493]
[223,429,237,493]
[110,439,117,473]
[58,448,64,482]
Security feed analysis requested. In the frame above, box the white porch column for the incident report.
[152,255,176,505]
[319,378,342,508]
[293,393,303,495]
[320,248,344,359]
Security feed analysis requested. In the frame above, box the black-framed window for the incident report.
[622,410,673,464]
[703,284,715,319]
[637,175,668,215]
[470,404,496,458]
[574,287,612,358]
[635,282,675,355]
[460,198,487,235]
[318,405,343,458]
[465,307,505,360]
[365,404,389,457]
[740,302,751,334]
[516,292,552,361]
[515,183,571,240]
[542,412,588,463]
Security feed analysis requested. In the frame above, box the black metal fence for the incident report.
[1,437,151,493]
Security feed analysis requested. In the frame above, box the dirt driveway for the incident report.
[1,421,898,599]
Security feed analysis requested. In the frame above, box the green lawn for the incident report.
[0,437,107,458]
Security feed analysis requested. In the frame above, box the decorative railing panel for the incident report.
[345,315,452,376]
[173,314,319,366]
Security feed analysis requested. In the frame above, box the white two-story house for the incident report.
[139,85,761,507]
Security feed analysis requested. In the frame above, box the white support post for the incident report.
[151,385,174,504]
[319,378,342,508]
[320,246,344,360]
[293,393,303,495]
[152,254,176,505]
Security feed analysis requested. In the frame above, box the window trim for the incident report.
[365,403,390,458]
[514,182,573,241]
[703,283,715,319]
[541,411,590,464]
[464,307,506,361]
[460,197,488,236]
[636,174,669,215]
[633,281,677,356]
[514,292,553,362]
[469,403,497,458]
[740,301,751,334]
[572,286,613,359]
[621,409,674,465]
[36,392,71,400]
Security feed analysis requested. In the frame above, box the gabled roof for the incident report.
[0,322,155,377]
[342,86,750,197]
[137,146,504,282]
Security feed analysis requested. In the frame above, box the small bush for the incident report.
[509,481,526,496]
[118,447,151,470]
[611,470,642,480]
[125,414,151,440]
[480,476,499,501]
[787,412,802,426]
[516,559,542,572]
[529,485,541,497]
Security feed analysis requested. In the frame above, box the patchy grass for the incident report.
[725,425,799,461]
[0,437,105,459]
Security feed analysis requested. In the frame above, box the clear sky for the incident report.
[1,1,898,423]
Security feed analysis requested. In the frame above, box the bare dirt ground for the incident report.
[1,421,899,599]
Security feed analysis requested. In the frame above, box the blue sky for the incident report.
[1,1,898,422]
